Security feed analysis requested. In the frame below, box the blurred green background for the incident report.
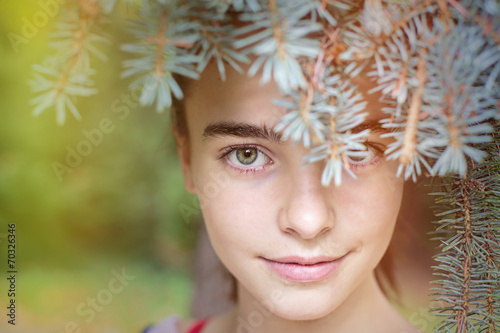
[0,1,199,332]
[0,1,439,332]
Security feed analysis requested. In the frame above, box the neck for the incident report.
[226,274,398,333]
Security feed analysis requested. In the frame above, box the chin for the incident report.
[268,290,340,321]
[273,305,334,321]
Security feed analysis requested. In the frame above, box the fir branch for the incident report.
[273,41,369,186]
[189,6,249,80]
[341,0,436,65]
[431,121,500,332]
[455,176,473,333]
[121,1,199,111]
[30,1,109,125]
[234,0,321,91]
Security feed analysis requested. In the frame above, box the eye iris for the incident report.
[236,148,258,165]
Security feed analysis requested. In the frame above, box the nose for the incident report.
[278,162,334,240]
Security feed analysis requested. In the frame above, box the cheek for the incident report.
[196,177,275,260]
[337,166,404,252]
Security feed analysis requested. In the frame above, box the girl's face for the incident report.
[178,63,404,320]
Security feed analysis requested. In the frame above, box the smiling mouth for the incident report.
[260,255,345,282]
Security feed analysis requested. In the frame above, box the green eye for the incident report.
[225,146,271,170]
[236,148,258,165]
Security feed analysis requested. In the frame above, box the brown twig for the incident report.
[400,51,427,165]
[154,11,168,78]
[454,176,485,333]
[55,14,90,98]
[269,0,287,60]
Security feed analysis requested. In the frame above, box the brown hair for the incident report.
[171,74,191,139]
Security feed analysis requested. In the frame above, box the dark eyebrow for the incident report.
[202,119,390,143]
[351,119,391,134]
[202,121,284,143]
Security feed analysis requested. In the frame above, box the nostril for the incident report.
[277,179,335,240]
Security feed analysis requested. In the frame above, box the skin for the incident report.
[175,62,418,333]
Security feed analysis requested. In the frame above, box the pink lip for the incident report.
[261,255,344,282]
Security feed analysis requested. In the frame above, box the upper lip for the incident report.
[262,255,342,265]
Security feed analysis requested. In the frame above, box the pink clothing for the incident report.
[144,315,209,333]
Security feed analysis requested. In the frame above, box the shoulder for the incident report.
[143,315,199,333]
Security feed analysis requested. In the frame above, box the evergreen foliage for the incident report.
[431,122,499,333]
[30,2,110,125]
[30,1,499,330]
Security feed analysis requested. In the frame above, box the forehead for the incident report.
[184,61,387,132]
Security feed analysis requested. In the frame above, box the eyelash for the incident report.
[218,143,385,174]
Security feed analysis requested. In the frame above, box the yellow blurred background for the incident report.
[0,1,439,332]
[0,1,198,332]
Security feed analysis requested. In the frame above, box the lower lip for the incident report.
[262,258,342,282]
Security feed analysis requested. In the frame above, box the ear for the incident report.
[174,128,197,194]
